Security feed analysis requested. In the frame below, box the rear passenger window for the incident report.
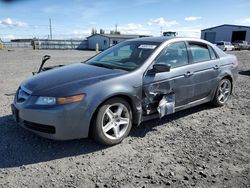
[155,42,188,68]
[189,42,211,63]
[208,45,217,60]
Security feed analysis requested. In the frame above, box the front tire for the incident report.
[212,78,232,107]
[92,98,132,145]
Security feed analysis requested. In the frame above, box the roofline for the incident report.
[201,24,250,31]
[87,34,108,39]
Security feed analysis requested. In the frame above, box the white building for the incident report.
[201,24,250,44]
[87,34,150,50]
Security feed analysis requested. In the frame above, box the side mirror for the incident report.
[153,63,171,73]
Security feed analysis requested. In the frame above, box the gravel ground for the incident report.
[0,48,249,188]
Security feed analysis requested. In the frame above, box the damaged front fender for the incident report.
[157,93,175,118]
[142,79,175,118]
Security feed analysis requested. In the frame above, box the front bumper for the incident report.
[11,101,91,140]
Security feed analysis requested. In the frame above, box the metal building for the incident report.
[201,24,250,44]
[87,34,150,50]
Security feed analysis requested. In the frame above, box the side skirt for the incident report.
[141,97,211,122]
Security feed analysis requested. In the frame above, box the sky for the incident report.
[0,0,250,41]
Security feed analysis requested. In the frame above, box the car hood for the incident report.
[22,63,126,96]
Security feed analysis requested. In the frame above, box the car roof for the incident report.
[128,36,174,43]
[128,36,212,45]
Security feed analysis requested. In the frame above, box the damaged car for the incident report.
[11,37,238,145]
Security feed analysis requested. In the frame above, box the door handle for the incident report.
[184,71,194,77]
[213,65,220,70]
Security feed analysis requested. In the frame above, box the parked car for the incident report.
[232,40,250,51]
[216,41,234,51]
[11,37,238,145]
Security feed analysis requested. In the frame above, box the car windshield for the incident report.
[85,41,160,71]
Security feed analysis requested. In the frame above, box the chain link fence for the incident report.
[2,39,88,50]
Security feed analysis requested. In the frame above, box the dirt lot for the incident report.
[0,48,249,188]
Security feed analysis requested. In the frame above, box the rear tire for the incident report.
[91,98,132,145]
[212,78,232,107]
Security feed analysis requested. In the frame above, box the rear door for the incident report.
[187,41,221,102]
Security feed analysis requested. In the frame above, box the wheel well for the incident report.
[88,95,135,136]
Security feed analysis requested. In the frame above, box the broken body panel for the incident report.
[142,42,237,121]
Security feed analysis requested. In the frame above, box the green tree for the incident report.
[91,28,97,35]
[110,30,120,35]
[100,29,105,34]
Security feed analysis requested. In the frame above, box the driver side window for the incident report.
[155,42,188,68]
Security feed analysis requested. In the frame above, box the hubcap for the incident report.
[217,80,231,103]
[101,103,130,140]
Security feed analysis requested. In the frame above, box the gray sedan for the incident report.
[11,37,238,145]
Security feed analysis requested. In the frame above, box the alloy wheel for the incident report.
[101,103,130,140]
[217,79,231,104]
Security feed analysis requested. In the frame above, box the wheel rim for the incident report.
[217,80,231,104]
[101,103,130,140]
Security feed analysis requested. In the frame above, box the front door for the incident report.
[142,41,194,115]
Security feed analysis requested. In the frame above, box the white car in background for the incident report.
[216,41,234,51]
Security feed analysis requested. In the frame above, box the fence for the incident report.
[3,42,32,48]
[33,39,88,50]
[2,39,88,50]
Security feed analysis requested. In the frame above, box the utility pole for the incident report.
[160,27,163,36]
[49,18,52,40]
[115,24,117,33]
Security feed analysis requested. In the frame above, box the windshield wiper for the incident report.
[89,62,115,70]
[87,61,130,71]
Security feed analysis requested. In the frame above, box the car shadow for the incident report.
[0,103,213,168]
[0,115,107,168]
[239,70,250,76]
[130,103,213,138]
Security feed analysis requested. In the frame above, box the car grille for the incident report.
[23,120,56,134]
[16,87,31,103]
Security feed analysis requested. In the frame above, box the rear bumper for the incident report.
[11,102,91,140]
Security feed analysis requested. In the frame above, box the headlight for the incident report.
[35,94,84,105]
[36,97,56,105]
